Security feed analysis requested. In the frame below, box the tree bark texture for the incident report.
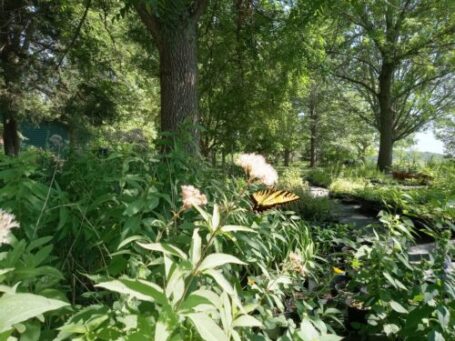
[135,1,208,154]
[309,88,318,168]
[2,113,20,156]
[377,62,395,171]
[283,149,291,166]
[159,25,199,151]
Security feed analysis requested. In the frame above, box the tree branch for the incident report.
[134,2,162,49]
[335,73,377,95]
[57,0,91,69]
[191,0,209,21]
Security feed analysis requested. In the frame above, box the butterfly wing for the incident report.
[252,189,300,212]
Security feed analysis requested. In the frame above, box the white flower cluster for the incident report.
[0,209,19,245]
[235,153,278,186]
[181,185,208,210]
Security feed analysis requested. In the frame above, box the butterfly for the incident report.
[251,189,300,212]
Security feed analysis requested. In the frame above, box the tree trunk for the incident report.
[309,133,316,168]
[2,114,20,156]
[158,24,199,153]
[283,149,291,166]
[221,150,226,167]
[135,1,207,155]
[309,108,318,168]
[377,62,395,171]
[211,149,216,167]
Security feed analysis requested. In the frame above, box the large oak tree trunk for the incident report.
[2,113,20,156]
[377,62,395,171]
[159,25,199,152]
[135,1,208,155]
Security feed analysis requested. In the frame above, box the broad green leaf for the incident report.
[179,293,214,312]
[211,204,220,231]
[436,306,450,328]
[232,315,262,328]
[298,319,319,341]
[96,279,168,306]
[204,269,234,295]
[389,301,408,314]
[190,228,202,266]
[428,330,445,341]
[187,289,222,309]
[137,242,187,260]
[231,329,242,341]
[155,315,172,341]
[0,293,68,333]
[124,200,144,217]
[199,254,245,272]
[165,266,186,304]
[187,313,228,341]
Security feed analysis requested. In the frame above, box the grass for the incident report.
[304,162,455,224]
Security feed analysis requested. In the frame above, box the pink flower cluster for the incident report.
[0,209,19,245]
[288,251,306,275]
[181,185,208,210]
[235,153,278,186]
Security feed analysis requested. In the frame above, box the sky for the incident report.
[413,130,444,154]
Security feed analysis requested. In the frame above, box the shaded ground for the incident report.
[309,186,379,228]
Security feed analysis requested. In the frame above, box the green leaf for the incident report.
[383,323,400,336]
[165,266,186,304]
[204,269,234,295]
[0,293,68,333]
[155,315,172,341]
[198,253,245,272]
[298,319,319,341]
[193,205,211,224]
[428,330,445,341]
[319,335,343,341]
[389,301,408,314]
[179,293,213,312]
[382,271,397,288]
[124,200,144,216]
[0,329,12,341]
[187,313,229,341]
[436,306,450,328]
[211,204,220,231]
[96,279,168,306]
[232,315,262,328]
[117,235,147,249]
[185,289,222,309]
[221,225,256,233]
[137,242,187,260]
[190,228,202,266]
[0,269,14,277]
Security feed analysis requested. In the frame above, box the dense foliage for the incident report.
[0,146,454,340]
[0,0,454,340]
